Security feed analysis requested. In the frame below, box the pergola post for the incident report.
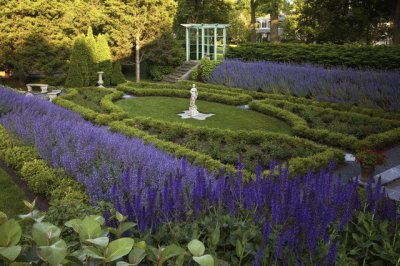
[214,26,218,61]
[196,28,199,60]
[201,27,205,58]
[206,29,210,56]
[185,27,190,61]
[223,27,227,56]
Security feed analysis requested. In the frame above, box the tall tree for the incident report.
[85,27,98,85]
[103,0,177,82]
[270,0,280,42]
[394,0,400,44]
[250,0,258,42]
[65,35,89,87]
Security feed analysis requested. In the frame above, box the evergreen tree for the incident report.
[85,27,98,85]
[65,35,89,87]
[111,61,126,85]
[95,34,112,86]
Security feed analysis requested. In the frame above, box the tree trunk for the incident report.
[270,1,280,43]
[250,0,257,42]
[393,0,400,44]
[135,34,140,82]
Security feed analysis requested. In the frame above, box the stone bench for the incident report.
[26,83,48,93]
[47,90,62,102]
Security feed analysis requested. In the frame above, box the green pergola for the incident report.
[181,23,229,61]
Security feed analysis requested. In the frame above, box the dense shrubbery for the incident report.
[226,43,400,69]
[192,57,222,82]
[210,59,400,111]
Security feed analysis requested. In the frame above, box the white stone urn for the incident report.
[97,71,104,88]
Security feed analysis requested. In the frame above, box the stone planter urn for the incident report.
[360,164,375,182]
[97,71,104,88]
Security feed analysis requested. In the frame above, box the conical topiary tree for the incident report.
[111,60,125,85]
[95,34,112,86]
[65,35,89,87]
[85,26,97,85]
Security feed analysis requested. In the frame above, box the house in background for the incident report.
[256,14,285,42]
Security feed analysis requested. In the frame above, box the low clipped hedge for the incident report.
[54,87,128,125]
[117,82,252,106]
[55,84,344,176]
[226,43,400,69]
[116,116,344,176]
[250,99,400,151]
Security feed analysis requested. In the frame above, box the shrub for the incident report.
[194,57,222,82]
[95,34,113,86]
[149,65,174,81]
[226,42,400,69]
[20,159,57,196]
[111,60,126,85]
[65,35,90,87]
[2,146,38,171]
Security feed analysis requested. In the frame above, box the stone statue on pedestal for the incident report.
[188,84,199,116]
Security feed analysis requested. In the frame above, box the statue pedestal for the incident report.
[188,107,199,117]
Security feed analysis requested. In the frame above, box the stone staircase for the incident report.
[162,60,199,83]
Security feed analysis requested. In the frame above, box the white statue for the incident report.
[188,84,199,116]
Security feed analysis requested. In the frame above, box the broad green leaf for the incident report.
[116,211,127,223]
[79,217,102,241]
[175,254,185,266]
[89,215,106,226]
[117,222,136,237]
[18,210,44,222]
[85,237,109,248]
[129,248,146,265]
[188,239,205,257]
[0,211,7,225]
[210,226,220,247]
[235,240,243,258]
[104,238,134,262]
[0,246,22,261]
[193,254,214,266]
[65,219,82,233]
[32,223,61,246]
[161,244,186,263]
[83,246,105,260]
[116,262,132,266]
[134,241,146,250]
[0,219,22,247]
[38,240,68,266]
[64,255,84,266]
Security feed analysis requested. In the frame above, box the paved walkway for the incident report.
[335,145,400,201]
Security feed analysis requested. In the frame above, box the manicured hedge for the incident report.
[250,99,400,151]
[117,82,253,106]
[118,116,344,175]
[56,85,344,176]
[226,43,400,69]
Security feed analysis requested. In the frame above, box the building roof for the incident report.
[181,24,230,29]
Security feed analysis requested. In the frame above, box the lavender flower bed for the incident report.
[0,87,397,264]
[209,59,400,111]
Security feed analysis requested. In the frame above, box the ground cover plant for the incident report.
[226,43,400,69]
[209,59,400,111]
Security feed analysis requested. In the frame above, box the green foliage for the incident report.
[0,168,27,218]
[95,34,113,86]
[144,31,185,81]
[65,35,90,88]
[111,60,126,85]
[20,160,57,196]
[85,26,98,85]
[226,43,400,69]
[1,146,38,171]
[194,57,222,82]
[149,65,174,81]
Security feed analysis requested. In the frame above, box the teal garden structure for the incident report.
[181,24,229,61]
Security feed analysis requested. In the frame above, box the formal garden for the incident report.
[1,0,400,265]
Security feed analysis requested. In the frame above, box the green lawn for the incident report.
[0,167,27,218]
[117,96,293,134]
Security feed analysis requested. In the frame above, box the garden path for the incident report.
[335,144,400,201]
